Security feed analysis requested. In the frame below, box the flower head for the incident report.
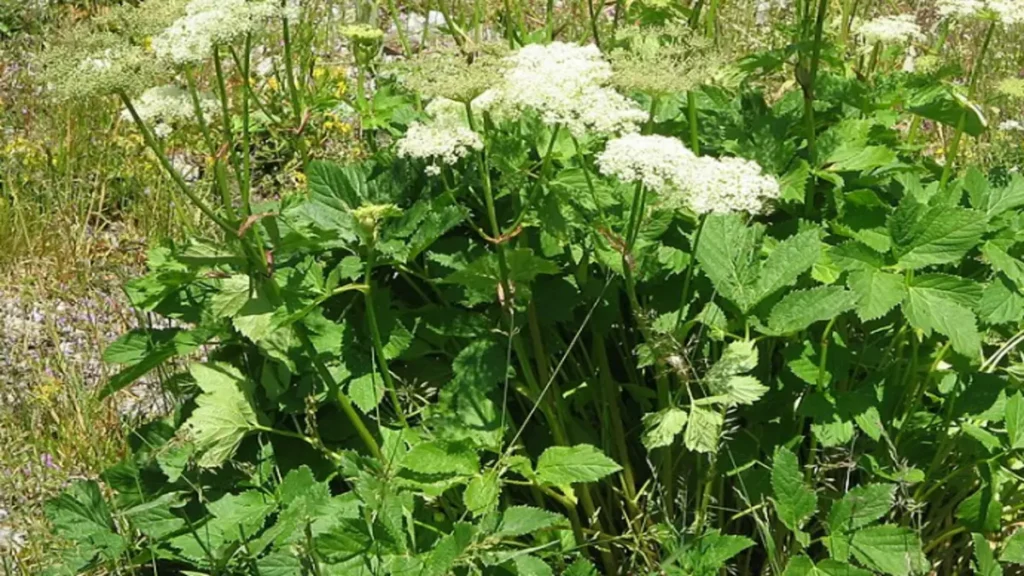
[491,42,647,137]
[396,100,484,172]
[937,0,1024,23]
[389,43,506,103]
[122,84,218,136]
[597,134,697,193]
[608,23,719,96]
[681,156,781,215]
[152,0,283,65]
[39,30,165,100]
[856,14,924,44]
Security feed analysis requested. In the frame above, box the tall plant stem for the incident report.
[939,20,996,190]
[385,0,413,56]
[363,246,410,428]
[674,214,706,330]
[213,46,246,189]
[586,0,602,47]
[687,92,700,153]
[239,34,254,217]
[118,93,234,237]
[545,0,556,41]
[801,0,829,216]
[281,7,310,166]
[593,333,640,517]
[184,68,236,221]
[704,0,721,40]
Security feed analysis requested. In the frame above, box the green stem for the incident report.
[281,5,310,166]
[239,34,254,218]
[939,20,996,190]
[593,333,639,517]
[364,245,410,428]
[674,214,706,331]
[118,92,235,236]
[184,68,236,221]
[385,0,413,55]
[801,0,829,216]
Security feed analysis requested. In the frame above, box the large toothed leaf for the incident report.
[767,287,857,334]
[642,408,688,450]
[535,444,621,485]
[771,447,816,531]
[889,201,986,270]
[849,525,928,576]
[827,484,896,532]
[684,405,724,454]
[903,283,982,359]
[181,363,264,468]
[847,269,905,321]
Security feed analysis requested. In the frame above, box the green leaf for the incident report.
[830,241,885,272]
[753,229,823,307]
[122,492,186,540]
[211,274,252,318]
[307,160,370,210]
[1001,529,1024,564]
[771,447,816,531]
[463,471,500,516]
[402,440,480,477]
[780,159,811,204]
[978,277,1024,325]
[783,556,873,576]
[207,490,275,541]
[719,375,769,406]
[827,484,895,532]
[705,340,766,405]
[495,506,566,538]
[684,405,724,454]
[826,144,897,173]
[695,213,761,311]
[973,533,1001,576]
[847,269,905,321]
[256,551,303,576]
[98,327,215,399]
[849,524,927,576]
[180,363,263,468]
[563,559,599,576]
[348,372,385,413]
[514,555,553,576]
[903,283,982,359]
[642,408,688,450]
[890,204,986,270]
[969,173,1024,218]
[767,287,857,334]
[982,242,1024,291]
[44,481,125,561]
[535,444,622,485]
[1007,392,1024,450]
[957,484,1001,533]
[422,522,474,576]
[908,85,986,137]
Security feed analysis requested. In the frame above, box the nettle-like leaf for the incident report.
[402,440,480,477]
[847,269,905,321]
[463,471,500,516]
[45,481,126,562]
[494,506,567,538]
[535,444,621,485]
[642,407,688,450]
[849,524,928,576]
[1006,392,1024,450]
[827,484,895,532]
[888,198,986,271]
[705,340,767,406]
[684,405,724,454]
[968,171,1024,218]
[771,446,816,532]
[180,363,265,468]
[766,286,857,334]
[902,275,982,359]
[1002,529,1024,564]
[973,533,1002,576]
[782,556,872,575]
[696,213,820,313]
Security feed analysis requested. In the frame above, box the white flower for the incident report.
[122,85,218,136]
[597,134,697,193]
[999,119,1024,131]
[153,0,283,65]
[857,14,924,44]
[396,106,483,167]
[492,42,647,137]
[683,156,781,215]
[937,0,1023,23]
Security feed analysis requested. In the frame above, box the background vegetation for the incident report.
[1,0,1024,574]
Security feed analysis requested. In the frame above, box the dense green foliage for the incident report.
[23,0,1024,574]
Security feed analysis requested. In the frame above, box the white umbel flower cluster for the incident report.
[153,0,282,65]
[999,119,1024,132]
[597,134,697,193]
[397,99,483,173]
[857,14,924,44]
[123,85,218,138]
[684,156,781,215]
[598,134,780,215]
[938,0,1024,23]
[490,42,647,137]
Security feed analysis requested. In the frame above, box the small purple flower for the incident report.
[41,453,58,470]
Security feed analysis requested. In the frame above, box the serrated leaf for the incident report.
[402,440,479,476]
[211,274,252,318]
[564,559,599,576]
[970,173,1024,218]
[767,287,857,334]
[536,444,621,485]
[957,484,1001,533]
[494,506,566,538]
[978,276,1024,325]
[827,484,895,532]
[973,533,1001,576]
[1001,529,1024,564]
[257,551,303,576]
[982,242,1024,291]
[45,481,125,559]
[348,372,385,413]
[207,490,275,541]
[849,524,927,576]
[181,363,263,468]
[903,284,982,359]
[642,408,688,450]
[695,213,761,311]
[847,269,905,321]
[463,471,500,516]
[684,405,723,454]
[754,229,822,307]
[784,556,873,576]
[720,375,769,406]
[890,204,986,270]
[771,447,816,531]
[122,492,186,540]
[830,242,885,272]
[1007,392,1024,450]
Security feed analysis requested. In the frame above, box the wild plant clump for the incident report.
[17,0,1024,574]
